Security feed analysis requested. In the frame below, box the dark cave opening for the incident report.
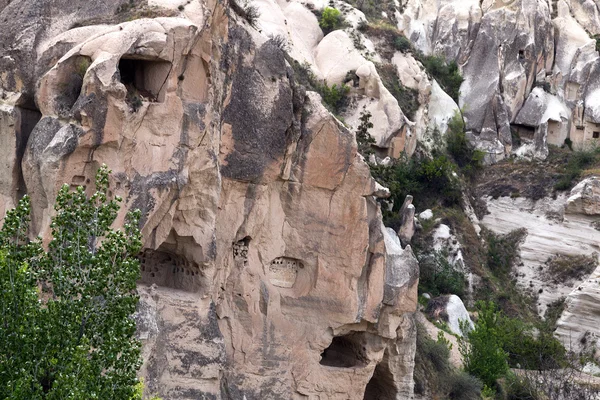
[320,332,368,368]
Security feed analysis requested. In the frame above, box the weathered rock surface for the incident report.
[480,189,600,356]
[426,295,474,337]
[567,176,600,215]
[0,0,420,398]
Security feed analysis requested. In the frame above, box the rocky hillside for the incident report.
[0,0,599,398]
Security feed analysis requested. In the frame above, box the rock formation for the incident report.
[3,0,600,397]
[0,0,420,398]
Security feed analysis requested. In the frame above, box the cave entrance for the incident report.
[118,57,171,105]
[320,332,368,368]
[511,123,535,140]
[139,249,201,292]
[363,351,397,400]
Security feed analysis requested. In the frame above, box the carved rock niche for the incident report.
[139,249,201,292]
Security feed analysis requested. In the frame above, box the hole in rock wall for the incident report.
[233,237,250,265]
[54,56,91,116]
[594,131,600,139]
[363,352,397,400]
[268,257,303,288]
[320,332,369,368]
[139,249,201,292]
[511,124,535,140]
[118,58,171,107]
[14,106,41,198]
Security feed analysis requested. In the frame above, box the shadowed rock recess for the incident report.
[0,0,419,398]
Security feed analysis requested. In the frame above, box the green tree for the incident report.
[0,165,143,399]
[356,107,375,157]
[319,7,344,34]
[459,301,509,388]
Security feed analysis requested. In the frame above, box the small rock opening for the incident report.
[14,106,41,198]
[363,352,397,400]
[139,248,201,292]
[320,332,368,368]
[118,57,171,108]
[268,257,303,288]
[511,123,535,140]
[54,55,91,116]
[233,237,250,265]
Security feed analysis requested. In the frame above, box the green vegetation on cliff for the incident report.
[0,166,144,399]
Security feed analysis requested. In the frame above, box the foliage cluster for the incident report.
[318,7,345,34]
[418,251,466,298]
[344,0,398,21]
[544,253,598,284]
[446,112,484,177]
[420,55,464,103]
[230,0,261,29]
[288,59,350,114]
[376,63,420,120]
[554,145,600,190]
[485,228,527,277]
[0,166,144,399]
[370,151,462,215]
[460,301,568,392]
[414,323,482,400]
[355,107,375,157]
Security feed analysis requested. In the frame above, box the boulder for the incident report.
[566,177,600,215]
[426,294,474,337]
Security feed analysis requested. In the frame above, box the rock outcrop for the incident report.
[0,0,420,398]
[399,0,600,161]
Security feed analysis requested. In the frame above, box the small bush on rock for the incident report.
[319,7,345,34]
[419,251,466,297]
[356,107,375,157]
[446,112,484,177]
[485,228,527,277]
[420,55,463,103]
[231,0,261,29]
[320,82,350,114]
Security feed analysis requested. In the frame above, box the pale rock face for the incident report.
[445,295,474,336]
[419,209,433,220]
[428,80,459,135]
[481,194,600,320]
[0,1,421,398]
[427,294,474,337]
[566,177,600,215]
[569,0,600,35]
[315,30,367,84]
[392,51,430,93]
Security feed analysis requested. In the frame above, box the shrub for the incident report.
[356,107,375,157]
[0,166,143,399]
[287,58,350,114]
[446,373,483,400]
[420,55,463,103]
[461,301,568,393]
[460,302,510,388]
[545,254,598,284]
[446,111,484,177]
[319,7,344,34]
[554,146,600,190]
[320,82,350,114]
[231,0,261,29]
[376,63,420,120]
[415,323,482,399]
[419,251,466,297]
[268,34,289,52]
[485,228,527,276]
[371,152,461,213]
[394,35,413,52]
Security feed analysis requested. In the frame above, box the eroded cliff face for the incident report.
[399,0,600,161]
[0,0,419,398]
